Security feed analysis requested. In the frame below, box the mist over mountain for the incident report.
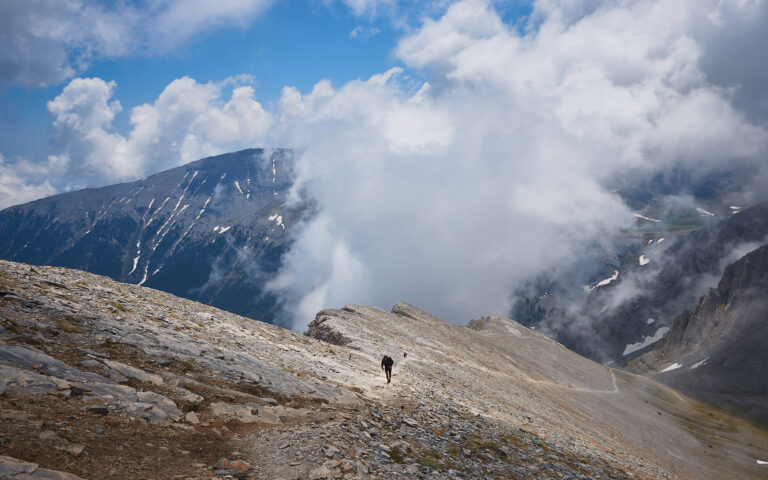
[0,148,300,324]
[627,243,768,426]
[512,200,768,363]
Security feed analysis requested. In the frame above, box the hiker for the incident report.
[381,355,394,384]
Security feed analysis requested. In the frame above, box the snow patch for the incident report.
[696,207,715,217]
[660,363,683,373]
[632,213,662,223]
[586,270,619,292]
[647,318,655,325]
[234,180,244,195]
[213,226,231,234]
[689,357,709,370]
[758,460,768,465]
[623,327,669,356]
[639,255,650,266]
[268,213,285,230]
[657,237,665,243]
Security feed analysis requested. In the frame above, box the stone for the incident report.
[171,386,203,404]
[154,358,172,367]
[102,360,163,386]
[324,445,340,458]
[308,465,334,480]
[185,411,199,424]
[402,417,418,427]
[39,431,61,441]
[106,370,129,383]
[79,359,102,368]
[210,402,258,423]
[0,455,38,475]
[87,406,109,416]
[55,443,86,456]
[136,391,181,421]
[213,458,252,479]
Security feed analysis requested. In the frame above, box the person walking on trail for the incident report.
[381,355,394,384]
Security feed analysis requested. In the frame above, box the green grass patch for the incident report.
[387,446,405,464]
[106,301,130,312]
[54,317,84,334]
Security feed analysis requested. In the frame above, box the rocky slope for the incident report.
[627,244,768,426]
[1,260,767,479]
[0,148,300,324]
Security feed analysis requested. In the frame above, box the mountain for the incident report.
[0,148,301,324]
[626,243,768,426]
[512,201,768,363]
[1,259,767,479]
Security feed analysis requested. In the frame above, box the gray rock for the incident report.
[184,411,200,425]
[136,391,181,421]
[102,360,163,386]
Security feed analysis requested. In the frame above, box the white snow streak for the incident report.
[632,213,662,223]
[234,180,244,195]
[696,207,715,217]
[128,254,140,275]
[196,194,213,220]
[689,357,709,370]
[661,363,683,373]
[586,270,619,292]
[757,460,768,465]
[657,237,665,243]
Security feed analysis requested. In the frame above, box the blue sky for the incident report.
[0,0,410,162]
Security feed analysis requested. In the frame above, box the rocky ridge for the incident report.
[627,244,768,425]
[1,260,767,479]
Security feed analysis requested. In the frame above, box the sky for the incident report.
[1,0,768,327]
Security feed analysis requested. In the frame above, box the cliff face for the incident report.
[1,260,767,479]
[628,244,768,425]
[512,202,768,363]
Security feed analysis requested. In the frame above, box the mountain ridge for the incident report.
[0,148,300,323]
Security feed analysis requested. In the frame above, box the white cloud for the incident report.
[342,0,396,16]
[266,0,768,328]
[0,0,273,90]
[46,76,273,186]
[0,154,57,210]
[350,25,381,38]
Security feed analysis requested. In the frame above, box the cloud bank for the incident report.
[0,0,274,90]
[42,76,273,189]
[268,0,768,328]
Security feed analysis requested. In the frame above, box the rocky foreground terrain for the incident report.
[1,260,767,479]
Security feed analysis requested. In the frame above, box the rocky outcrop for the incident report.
[627,244,768,425]
[305,311,352,347]
[0,456,85,480]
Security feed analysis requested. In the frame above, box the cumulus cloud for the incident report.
[45,76,273,187]
[0,0,272,90]
[266,0,768,329]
